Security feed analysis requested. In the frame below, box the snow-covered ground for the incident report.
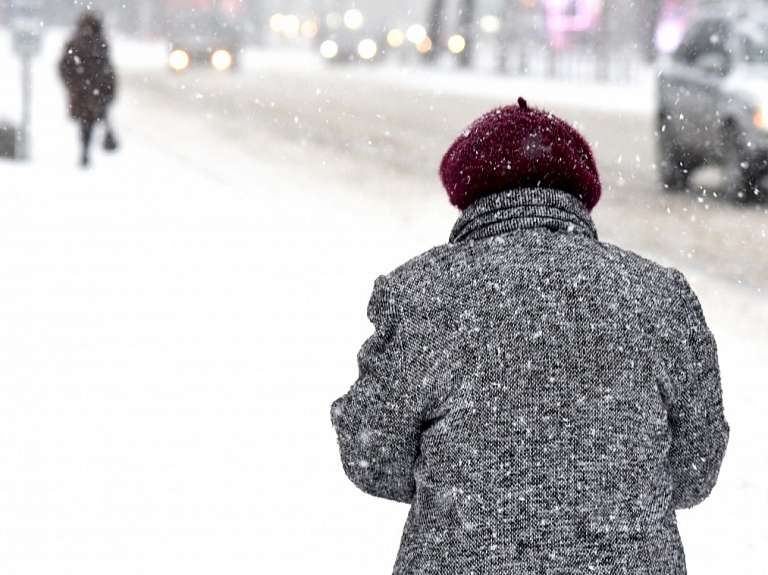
[1,28,766,574]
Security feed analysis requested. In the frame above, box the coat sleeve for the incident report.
[100,44,117,101]
[59,43,74,85]
[667,270,729,509]
[330,275,423,504]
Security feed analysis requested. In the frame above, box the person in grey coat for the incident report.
[331,98,729,574]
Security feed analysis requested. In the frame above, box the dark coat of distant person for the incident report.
[331,99,729,574]
[59,13,116,124]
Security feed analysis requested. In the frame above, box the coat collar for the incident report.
[449,188,598,243]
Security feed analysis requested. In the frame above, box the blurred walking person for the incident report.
[59,12,117,167]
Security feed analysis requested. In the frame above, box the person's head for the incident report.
[77,11,104,37]
[439,98,601,211]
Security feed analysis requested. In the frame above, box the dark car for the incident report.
[657,5,768,202]
[166,11,241,72]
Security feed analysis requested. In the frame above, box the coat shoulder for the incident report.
[597,240,679,277]
[382,243,460,289]
[384,237,685,297]
[596,240,692,294]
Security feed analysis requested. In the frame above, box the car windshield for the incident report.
[741,21,768,65]
[168,14,223,38]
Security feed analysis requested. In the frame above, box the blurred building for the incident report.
[5,0,763,81]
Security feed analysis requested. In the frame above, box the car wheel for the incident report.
[721,123,759,204]
[656,115,688,190]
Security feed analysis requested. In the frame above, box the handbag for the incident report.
[103,123,119,151]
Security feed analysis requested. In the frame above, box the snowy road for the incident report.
[120,51,768,291]
[0,32,766,574]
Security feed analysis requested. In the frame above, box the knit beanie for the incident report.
[439,98,601,211]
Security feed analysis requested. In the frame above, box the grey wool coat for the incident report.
[331,187,729,575]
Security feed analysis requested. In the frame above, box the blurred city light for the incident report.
[344,9,364,30]
[447,34,466,54]
[168,49,190,71]
[326,12,343,30]
[320,39,339,59]
[301,20,319,39]
[479,15,501,34]
[416,37,433,54]
[406,24,428,44]
[655,19,685,54]
[387,29,405,48]
[753,107,768,130]
[211,49,233,71]
[357,39,378,60]
[282,14,300,39]
[269,13,285,33]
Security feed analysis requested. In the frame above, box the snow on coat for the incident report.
[59,14,116,124]
[331,187,729,574]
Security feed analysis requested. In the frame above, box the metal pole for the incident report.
[457,0,476,68]
[19,50,32,160]
[425,0,446,63]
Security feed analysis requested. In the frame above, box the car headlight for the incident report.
[357,38,377,60]
[753,104,768,130]
[344,9,364,30]
[320,39,339,59]
[169,49,190,71]
[211,49,233,71]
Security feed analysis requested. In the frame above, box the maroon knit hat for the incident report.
[439,98,601,211]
